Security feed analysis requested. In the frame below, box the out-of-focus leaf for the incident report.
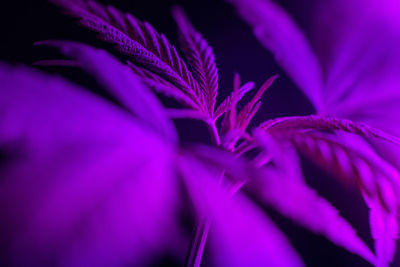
[246,135,377,264]
[178,154,305,267]
[0,63,183,266]
[227,0,324,110]
[260,115,400,145]
[285,131,400,266]
[35,41,177,143]
[188,141,376,264]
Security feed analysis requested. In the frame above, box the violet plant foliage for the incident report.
[228,0,400,266]
[0,0,400,266]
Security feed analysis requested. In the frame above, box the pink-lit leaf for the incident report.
[236,75,277,130]
[311,0,400,114]
[246,134,377,264]
[364,195,398,267]
[189,144,256,188]
[127,61,199,109]
[333,134,399,267]
[219,75,277,142]
[189,141,376,264]
[178,154,305,267]
[221,73,242,135]
[286,131,400,266]
[214,79,254,120]
[172,6,219,116]
[227,0,324,110]
[50,0,204,110]
[35,41,177,142]
[0,63,183,266]
[260,115,400,145]
[289,132,400,202]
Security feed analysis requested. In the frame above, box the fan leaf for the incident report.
[172,6,219,116]
[51,0,204,110]
[261,115,400,145]
[286,131,400,266]
[35,41,177,142]
[227,0,324,110]
[236,75,277,130]
[214,79,254,120]
[0,62,181,266]
[179,153,305,267]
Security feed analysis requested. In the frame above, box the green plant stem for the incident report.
[185,121,221,267]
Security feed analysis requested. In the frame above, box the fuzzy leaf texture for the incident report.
[214,75,254,120]
[235,75,277,130]
[228,1,400,265]
[172,6,219,117]
[3,0,400,266]
[246,137,377,265]
[50,0,207,112]
[259,115,400,266]
[273,130,400,267]
[260,115,400,145]
[219,74,277,150]
[35,40,177,143]
[292,132,400,267]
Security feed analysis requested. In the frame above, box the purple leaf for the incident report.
[289,133,400,202]
[35,41,177,142]
[220,73,242,135]
[310,0,400,112]
[218,75,277,150]
[179,154,305,267]
[214,76,254,120]
[227,0,324,110]
[285,131,400,266]
[127,61,199,109]
[190,141,377,264]
[236,75,277,130]
[246,134,377,264]
[172,6,219,117]
[260,115,400,145]
[312,0,400,181]
[0,62,184,266]
[50,0,204,110]
[365,195,398,267]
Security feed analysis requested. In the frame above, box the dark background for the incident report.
[1,0,398,266]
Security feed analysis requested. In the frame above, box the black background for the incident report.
[1,0,398,266]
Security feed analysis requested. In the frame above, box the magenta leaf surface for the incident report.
[179,154,305,267]
[35,41,177,142]
[172,6,219,117]
[0,62,183,266]
[50,0,205,112]
[2,0,400,266]
[227,0,324,110]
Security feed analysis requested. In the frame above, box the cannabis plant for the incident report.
[1,0,400,266]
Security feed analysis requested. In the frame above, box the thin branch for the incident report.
[185,121,221,267]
